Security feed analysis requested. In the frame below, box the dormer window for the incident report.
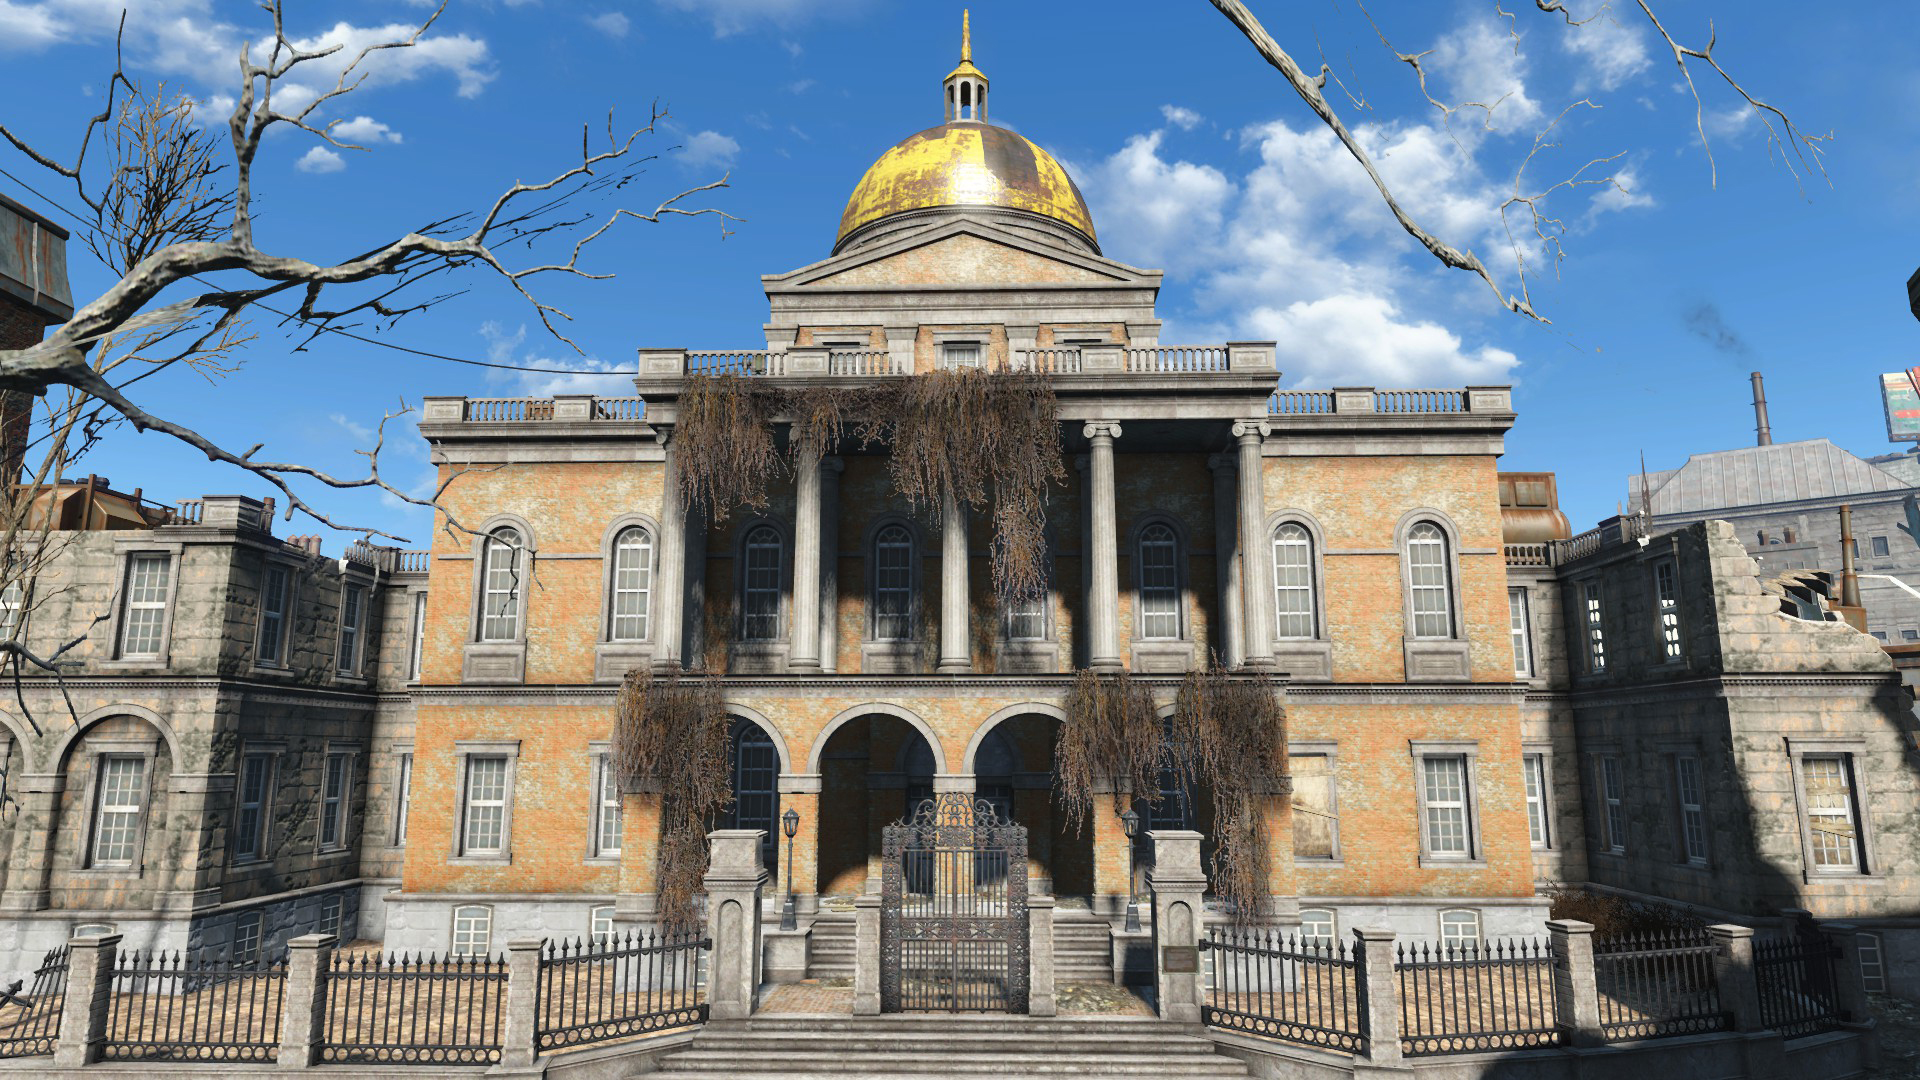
[942,342,981,369]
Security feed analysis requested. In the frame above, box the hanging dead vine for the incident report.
[672,375,783,521]
[1055,668,1164,830]
[613,669,733,931]
[1172,661,1287,923]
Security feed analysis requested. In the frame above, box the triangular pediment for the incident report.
[765,217,1159,293]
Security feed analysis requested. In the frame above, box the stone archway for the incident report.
[814,711,942,897]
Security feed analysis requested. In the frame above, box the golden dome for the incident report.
[835,121,1098,250]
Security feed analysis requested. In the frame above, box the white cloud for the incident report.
[296,146,345,173]
[681,129,740,169]
[653,0,867,37]
[0,0,62,50]
[787,78,816,94]
[1076,131,1231,272]
[1249,294,1519,387]
[1562,14,1651,92]
[478,321,636,397]
[1427,17,1543,134]
[1703,104,1759,143]
[1160,105,1202,131]
[1589,166,1655,218]
[587,11,630,38]
[332,115,402,144]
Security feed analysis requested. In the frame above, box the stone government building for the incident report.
[0,35,1915,999]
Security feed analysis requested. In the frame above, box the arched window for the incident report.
[872,524,914,640]
[1299,908,1336,951]
[451,904,493,956]
[1272,523,1317,639]
[720,719,779,875]
[1137,523,1181,640]
[1406,522,1454,639]
[741,526,782,641]
[1438,909,1482,952]
[479,528,523,642]
[609,526,653,642]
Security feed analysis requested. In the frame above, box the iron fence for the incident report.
[1755,932,1842,1039]
[535,930,708,1052]
[102,950,285,1063]
[1397,938,1561,1056]
[0,946,68,1058]
[321,950,507,1065]
[1594,929,1729,1041]
[1202,928,1368,1054]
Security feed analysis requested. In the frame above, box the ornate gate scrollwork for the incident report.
[880,793,1029,1013]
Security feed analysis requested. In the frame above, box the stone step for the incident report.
[653,1053,1248,1077]
[721,1016,1188,1035]
[692,1033,1218,1055]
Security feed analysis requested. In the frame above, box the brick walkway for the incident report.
[757,980,1154,1016]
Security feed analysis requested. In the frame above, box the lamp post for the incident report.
[1120,807,1141,932]
[780,807,801,931]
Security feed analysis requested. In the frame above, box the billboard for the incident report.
[1883,369,1920,442]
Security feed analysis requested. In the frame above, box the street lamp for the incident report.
[1120,808,1141,932]
[780,807,801,931]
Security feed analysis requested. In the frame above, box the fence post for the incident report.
[277,933,335,1068]
[853,894,882,1015]
[1547,919,1605,1047]
[1146,830,1207,1024]
[1028,894,1057,1017]
[1708,924,1764,1032]
[53,932,118,1068]
[1352,927,1401,1066]
[703,829,768,1021]
[496,938,545,1069]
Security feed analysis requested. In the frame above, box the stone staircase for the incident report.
[805,912,855,979]
[803,910,1114,983]
[646,1015,1251,1078]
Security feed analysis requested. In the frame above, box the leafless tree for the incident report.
[1207,0,1829,323]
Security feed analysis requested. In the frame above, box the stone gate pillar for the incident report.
[702,829,767,1020]
[1147,829,1207,1024]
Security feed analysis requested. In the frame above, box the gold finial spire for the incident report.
[961,9,971,62]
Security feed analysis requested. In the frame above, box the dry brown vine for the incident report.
[673,375,783,522]
[613,669,733,931]
[1171,661,1287,923]
[1055,668,1165,830]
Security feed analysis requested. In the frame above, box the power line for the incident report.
[0,164,639,377]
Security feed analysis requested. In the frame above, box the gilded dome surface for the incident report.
[835,122,1097,249]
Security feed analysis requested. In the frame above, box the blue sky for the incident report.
[1,0,1917,548]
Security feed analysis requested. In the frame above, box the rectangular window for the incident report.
[1439,910,1482,950]
[233,912,262,967]
[1905,629,1919,642]
[233,753,273,861]
[91,756,147,867]
[119,553,171,657]
[408,593,427,681]
[1872,535,1890,558]
[1508,587,1533,677]
[1138,527,1180,640]
[462,756,509,855]
[1583,582,1606,673]
[451,905,492,956]
[591,905,616,944]
[1522,753,1550,849]
[595,755,622,857]
[1872,631,1890,642]
[394,753,413,845]
[319,894,345,940]
[0,579,23,641]
[1675,755,1708,865]
[1802,754,1864,872]
[480,533,522,642]
[1655,562,1681,660]
[320,752,352,850]
[257,565,289,665]
[337,583,365,675]
[1599,755,1626,854]
[1421,755,1471,858]
[942,342,981,368]
[1290,753,1337,859]
[1006,590,1046,641]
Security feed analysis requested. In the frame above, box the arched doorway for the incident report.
[716,717,779,878]
[964,711,1092,900]
[814,712,941,897]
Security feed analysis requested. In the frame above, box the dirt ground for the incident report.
[1872,995,1920,1080]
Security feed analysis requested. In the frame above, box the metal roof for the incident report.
[1629,438,1913,516]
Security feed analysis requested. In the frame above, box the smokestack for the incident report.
[1840,503,1863,609]
[1750,371,1773,447]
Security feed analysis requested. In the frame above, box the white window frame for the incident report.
[1598,754,1627,855]
[941,341,982,369]
[233,751,274,862]
[1789,744,1874,877]
[477,528,525,643]
[319,750,354,852]
[336,582,366,676]
[451,905,493,956]
[233,911,263,967]
[116,551,176,659]
[407,591,428,682]
[1136,522,1183,641]
[453,742,519,863]
[1410,743,1482,865]
[870,523,915,642]
[89,752,151,869]
[590,749,622,860]
[1404,522,1455,640]
[319,894,345,941]
[256,563,292,668]
[1272,523,1318,640]
[0,577,23,642]
[1439,909,1483,951]
[1299,908,1337,952]
[1583,581,1607,673]
[1674,754,1708,866]
[1522,752,1551,850]
[608,525,654,643]
[1654,561,1682,661]
[1508,587,1534,677]
[393,750,413,846]
[590,905,616,944]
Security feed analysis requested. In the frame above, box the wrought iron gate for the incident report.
[881,793,1029,1013]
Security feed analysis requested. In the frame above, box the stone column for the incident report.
[653,431,685,671]
[276,933,335,1068]
[703,830,769,1020]
[777,773,821,913]
[54,932,118,1067]
[1028,894,1057,1017]
[820,457,844,672]
[1083,422,1124,671]
[497,937,545,1069]
[852,894,882,1015]
[615,782,664,923]
[1208,453,1244,668]
[1146,830,1207,1024]
[1547,918,1604,1047]
[1,775,61,911]
[1234,421,1275,668]
[791,444,824,671]
[937,487,971,673]
[1353,927,1404,1066]
[682,502,709,669]
[1708,924,1763,1032]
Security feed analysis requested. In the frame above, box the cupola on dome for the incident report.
[833,12,1098,253]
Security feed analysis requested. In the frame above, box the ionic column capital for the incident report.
[1231,420,1271,441]
[1082,420,1124,441]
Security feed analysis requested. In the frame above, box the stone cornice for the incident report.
[1553,670,1897,709]
[1,674,388,707]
